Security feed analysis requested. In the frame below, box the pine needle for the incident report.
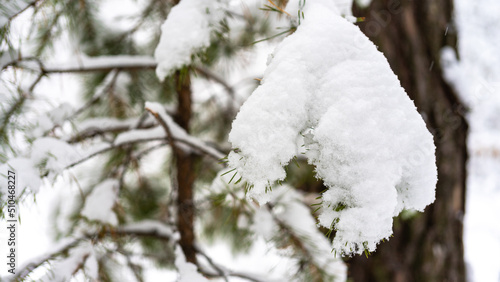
[221,168,237,177]
[266,0,291,16]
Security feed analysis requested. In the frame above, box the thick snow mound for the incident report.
[228,0,437,255]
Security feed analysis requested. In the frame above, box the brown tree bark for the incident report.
[173,70,198,264]
[347,1,468,281]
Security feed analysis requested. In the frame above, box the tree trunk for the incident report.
[173,70,198,264]
[347,1,468,281]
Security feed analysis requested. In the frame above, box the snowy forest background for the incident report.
[0,0,499,281]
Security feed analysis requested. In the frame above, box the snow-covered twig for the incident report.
[7,221,176,281]
[194,245,266,282]
[64,137,161,169]
[67,119,155,143]
[145,102,226,160]
[7,236,84,282]
[42,56,157,73]
[145,105,178,153]
[194,244,229,282]
[4,56,236,101]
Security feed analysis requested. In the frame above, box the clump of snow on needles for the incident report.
[81,179,119,226]
[39,242,98,282]
[154,0,227,80]
[228,0,437,255]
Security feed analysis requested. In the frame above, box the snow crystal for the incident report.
[154,0,227,80]
[81,179,119,225]
[228,0,436,255]
[174,245,208,282]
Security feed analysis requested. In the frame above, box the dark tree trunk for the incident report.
[347,1,468,281]
[173,70,198,264]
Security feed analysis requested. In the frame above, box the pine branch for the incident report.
[4,56,235,101]
[8,236,84,282]
[65,122,224,170]
[10,222,176,281]
[265,203,331,280]
[2,0,44,25]
[145,106,177,153]
[194,244,266,282]
[144,103,226,160]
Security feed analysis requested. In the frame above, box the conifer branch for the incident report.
[3,57,236,102]
[9,236,84,282]
[3,0,44,24]
[145,106,178,153]
[194,244,266,282]
[10,223,177,282]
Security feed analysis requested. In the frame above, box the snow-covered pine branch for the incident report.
[228,0,437,255]
[208,169,348,281]
[0,101,224,202]
[3,220,177,281]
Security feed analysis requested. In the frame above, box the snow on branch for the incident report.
[1,105,223,198]
[194,244,267,282]
[228,0,437,256]
[5,221,177,281]
[5,236,85,282]
[154,0,228,80]
[81,179,119,226]
[43,55,157,73]
[145,101,225,160]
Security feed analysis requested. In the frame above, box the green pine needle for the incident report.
[228,171,238,184]
[221,168,237,177]
[234,176,243,185]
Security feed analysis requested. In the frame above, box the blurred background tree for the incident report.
[347,1,468,281]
